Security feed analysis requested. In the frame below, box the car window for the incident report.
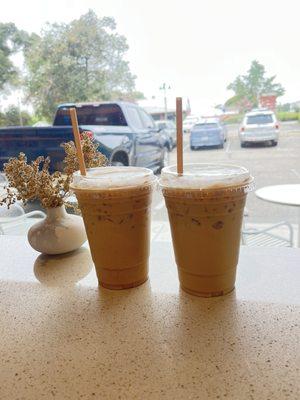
[194,123,219,129]
[246,114,274,125]
[54,104,127,126]
[126,107,144,129]
[158,122,167,129]
[139,109,155,129]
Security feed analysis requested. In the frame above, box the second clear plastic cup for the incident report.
[160,163,253,297]
[71,167,156,289]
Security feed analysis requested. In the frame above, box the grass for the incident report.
[276,111,300,122]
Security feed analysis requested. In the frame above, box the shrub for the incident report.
[276,111,299,121]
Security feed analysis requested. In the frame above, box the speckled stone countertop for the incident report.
[0,236,299,400]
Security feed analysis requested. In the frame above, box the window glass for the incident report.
[139,109,155,129]
[194,123,219,129]
[157,122,167,129]
[126,107,144,129]
[54,104,127,126]
[246,114,274,125]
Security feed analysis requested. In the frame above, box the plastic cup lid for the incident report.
[71,167,156,190]
[160,163,251,189]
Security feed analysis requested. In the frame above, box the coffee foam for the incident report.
[71,167,156,190]
[160,163,251,189]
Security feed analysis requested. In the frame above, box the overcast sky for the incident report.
[1,0,300,114]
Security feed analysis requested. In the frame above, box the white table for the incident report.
[256,184,300,246]
[0,236,300,399]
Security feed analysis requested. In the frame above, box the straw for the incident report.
[69,107,87,176]
[176,97,183,175]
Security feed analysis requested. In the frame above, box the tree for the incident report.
[226,60,285,111]
[0,105,32,126]
[23,10,140,119]
[0,22,28,93]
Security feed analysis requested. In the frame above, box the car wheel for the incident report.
[218,143,224,149]
[190,145,195,150]
[271,140,278,147]
[240,142,247,148]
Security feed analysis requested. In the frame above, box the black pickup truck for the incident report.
[0,101,169,172]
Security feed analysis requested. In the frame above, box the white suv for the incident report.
[239,109,279,147]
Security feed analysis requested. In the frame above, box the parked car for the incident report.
[0,102,169,173]
[156,120,176,150]
[239,109,279,147]
[183,115,200,133]
[190,119,227,150]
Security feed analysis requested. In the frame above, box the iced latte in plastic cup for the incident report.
[160,163,253,297]
[71,167,156,289]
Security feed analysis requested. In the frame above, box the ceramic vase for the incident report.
[28,205,87,255]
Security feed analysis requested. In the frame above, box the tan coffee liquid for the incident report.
[74,184,153,289]
[163,185,247,297]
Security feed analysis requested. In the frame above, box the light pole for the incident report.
[159,83,171,120]
[18,95,23,126]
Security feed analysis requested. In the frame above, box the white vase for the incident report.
[28,205,87,255]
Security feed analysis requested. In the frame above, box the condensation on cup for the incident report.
[71,166,157,289]
[160,163,254,297]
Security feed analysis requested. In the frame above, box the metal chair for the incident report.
[0,203,46,235]
[0,173,46,234]
[242,218,294,247]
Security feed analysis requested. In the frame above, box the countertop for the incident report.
[0,236,299,399]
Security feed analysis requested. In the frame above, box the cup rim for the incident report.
[159,163,253,191]
[70,166,157,191]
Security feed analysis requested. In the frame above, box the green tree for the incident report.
[24,10,140,119]
[0,22,28,93]
[0,105,32,126]
[226,60,285,111]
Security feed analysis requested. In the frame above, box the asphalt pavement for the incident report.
[153,121,300,225]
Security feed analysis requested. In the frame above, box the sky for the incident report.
[1,0,300,115]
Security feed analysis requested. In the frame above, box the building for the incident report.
[142,106,188,121]
[259,93,277,111]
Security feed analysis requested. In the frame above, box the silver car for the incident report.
[239,110,279,147]
[156,120,177,149]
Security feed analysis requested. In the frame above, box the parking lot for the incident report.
[152,121,300,228]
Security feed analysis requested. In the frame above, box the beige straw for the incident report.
[69,108,87,176]
[176,97,183,175]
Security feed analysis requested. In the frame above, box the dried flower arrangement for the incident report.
[0,132,107,209]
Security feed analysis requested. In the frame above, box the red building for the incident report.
[259,93,277,111]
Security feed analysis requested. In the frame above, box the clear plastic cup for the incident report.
[160,163,254,297]
[70,167,156,289]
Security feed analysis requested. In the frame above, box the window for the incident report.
[139,109,155,129]
[246,114,274,125]
[54,104,127,126]
[126,107,144,129]
[194,123,219,129]
[157,122,167,129]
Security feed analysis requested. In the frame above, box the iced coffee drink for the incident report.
[71,167,156,289]
[160,164,253,297]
